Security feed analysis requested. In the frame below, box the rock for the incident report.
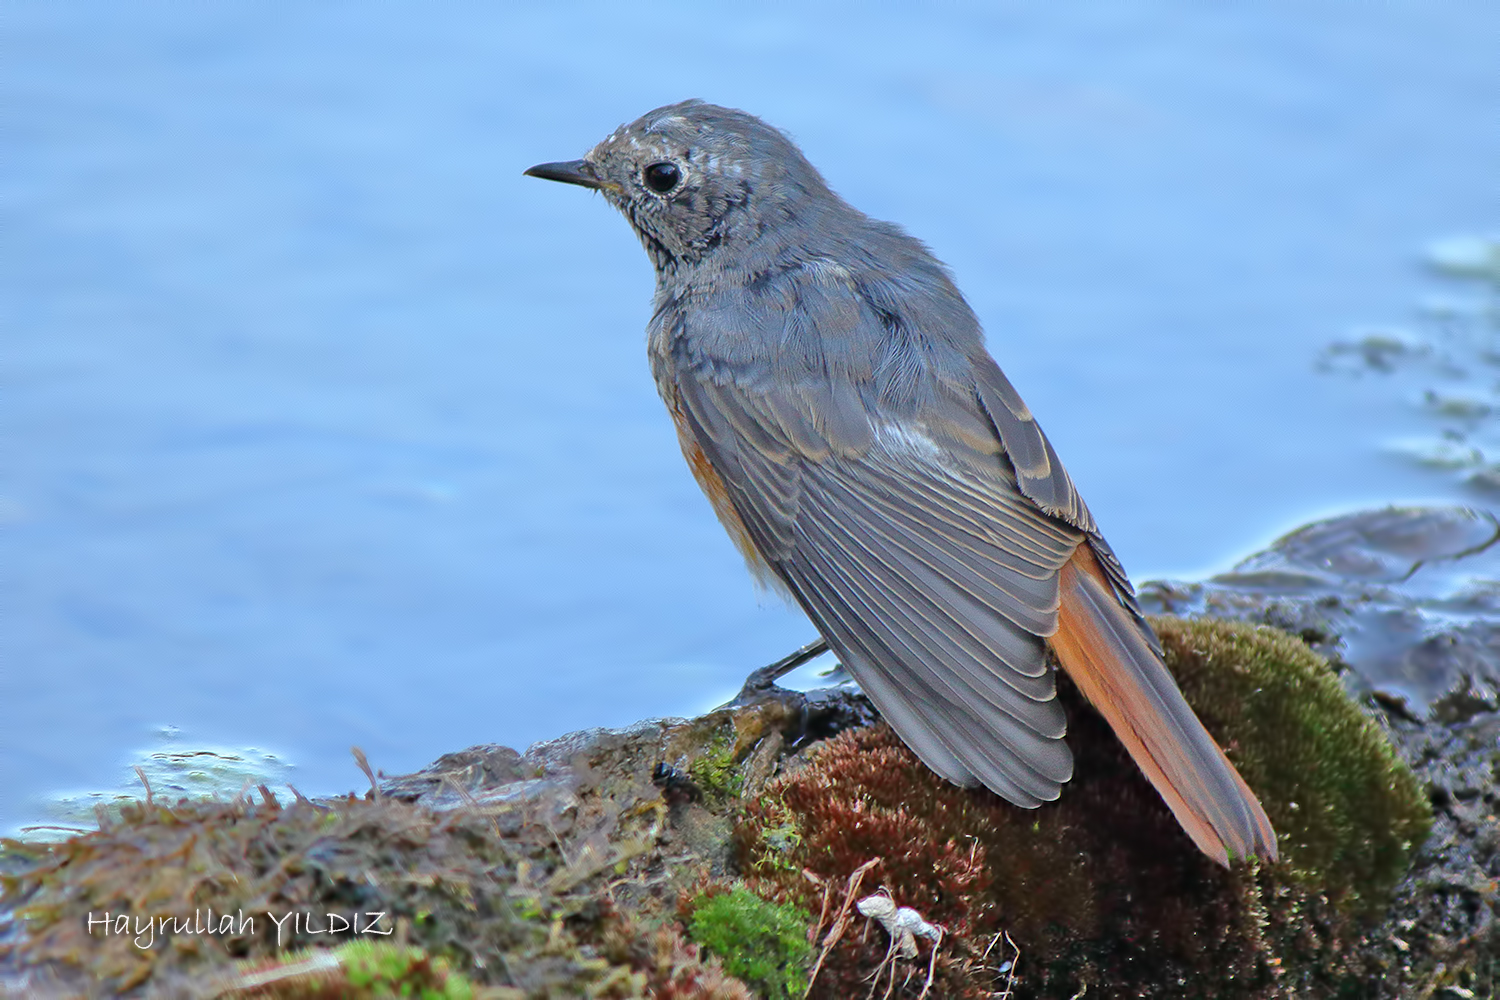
[1140,505,1500,722]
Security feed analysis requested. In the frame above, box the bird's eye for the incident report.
[643,162,681,194]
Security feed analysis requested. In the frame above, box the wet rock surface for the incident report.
[1141,505,1500,722]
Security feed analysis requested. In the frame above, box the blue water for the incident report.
[5,2,1498,831]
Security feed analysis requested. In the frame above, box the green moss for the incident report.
[234,941,479,998]
[340,942,473,999]
[689,729,744,803]
[1151,616,1433,910]
[754,804,803,872]
[687,887,812,1000]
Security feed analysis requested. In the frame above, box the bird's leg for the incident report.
[730,637,829,704]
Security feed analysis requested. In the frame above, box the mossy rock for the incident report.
[0,617,1435,998]
[689,726,747,803]
[1152,615,1432,911]
[736,616,1433,998]
[0,789,753,997]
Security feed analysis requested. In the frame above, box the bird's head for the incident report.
[525,100,836,279]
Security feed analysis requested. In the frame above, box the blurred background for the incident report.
[5,2,1497,833]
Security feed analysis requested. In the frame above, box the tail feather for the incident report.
[1050,545,1278,866]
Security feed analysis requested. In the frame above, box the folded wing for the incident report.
[674,364,1082,806]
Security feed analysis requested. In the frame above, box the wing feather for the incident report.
[805,471,1058,676]
[791,537,1071,804]
[796,479,1062,715]
[972,354,1097,534]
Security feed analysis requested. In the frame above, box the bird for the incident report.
[525,100,1277,866]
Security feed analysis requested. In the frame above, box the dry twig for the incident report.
[803,857,881,996]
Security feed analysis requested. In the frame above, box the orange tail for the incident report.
[1050,545,1278,866]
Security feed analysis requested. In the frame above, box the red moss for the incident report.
[737,694,1362,998]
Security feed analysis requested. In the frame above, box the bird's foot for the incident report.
[728,637,829,707]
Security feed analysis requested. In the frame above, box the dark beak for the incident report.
[524,159,603,190]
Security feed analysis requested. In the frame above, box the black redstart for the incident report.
[526,101,1276,865]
